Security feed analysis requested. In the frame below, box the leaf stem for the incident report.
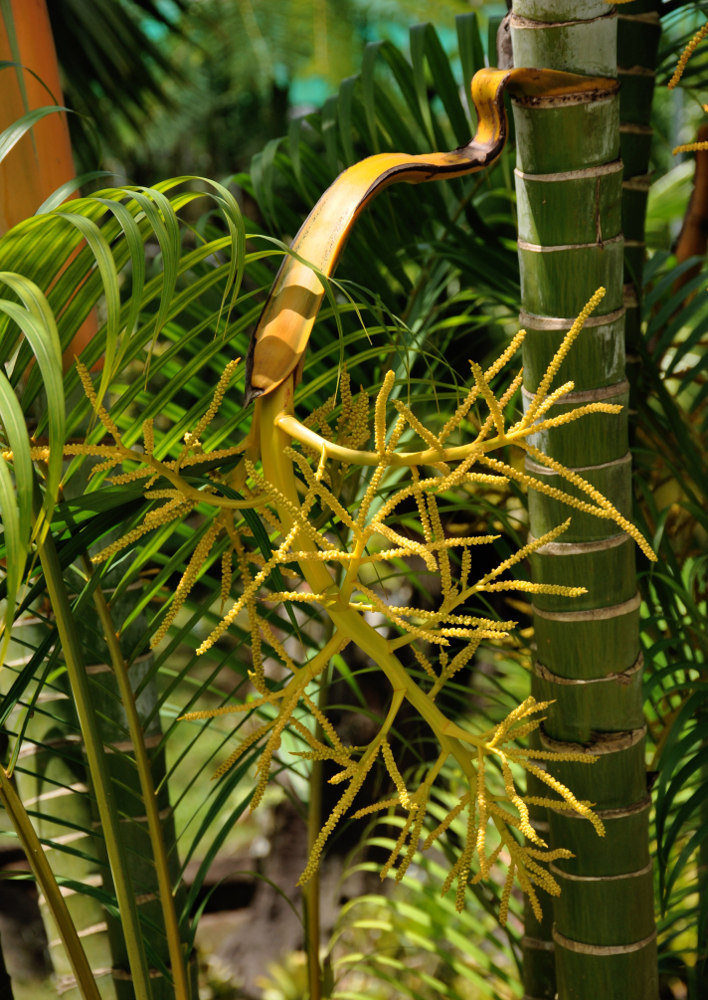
[0,768,102,1000]
[37,532,154,1000]
[85,558,192,1000]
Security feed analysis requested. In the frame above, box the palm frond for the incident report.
[46,0,190,170]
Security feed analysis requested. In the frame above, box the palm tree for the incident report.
[1,5,706,1000]
[510,2,660,997]
[0,5,193,994]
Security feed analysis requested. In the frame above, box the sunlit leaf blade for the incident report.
[0,105,69,162]
[0,275,64,519]
[0,368,33,645]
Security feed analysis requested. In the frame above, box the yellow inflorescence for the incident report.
[669,21,708,89]
[52,290,654,925]
[673,139,708,156]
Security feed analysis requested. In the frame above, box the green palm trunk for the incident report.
[616,0,660,355]
[510,3,658,999]
[1,607,116,995]
[64,566,186,1000]
[1,565,187,999]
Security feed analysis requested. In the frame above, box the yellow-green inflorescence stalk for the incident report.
[36,287,655,925]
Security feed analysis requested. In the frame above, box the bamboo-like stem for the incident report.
[510,3,658,998]
[85,560,192,1000]
[37,532,154,1000]
[0,596,118,994]
[0,767,101,1000]
[616,0,660,357]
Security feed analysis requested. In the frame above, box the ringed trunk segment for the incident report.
[510,4,658,999]
[245,67,617,404]
[66,570,188,1000]
[616,0,661,354]
[1,581,182,999]
[0,604,117,996]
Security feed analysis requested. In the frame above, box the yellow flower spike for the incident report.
[522,760,605,838]
[372,522,438,572]
[351,797,400,820]
[374,370,396,454]
[91,457,127,478]
[499,863,516,926]
[381,740,413,811]
[429,643,480,701]
[500,756,541,844]
[91,499,192,563]
[669,21,708,89]
[485,328,527,383]
[423,791,471,853]
[380,814,417,882]
[202,718,274,777]
[258,617,300,677]
[336,367,353,422]
[673,140,708,156]
[523,286,605,426]
[300,693,348,755]
[523,380,576,424]
[393,399,444,452]
[410,465,434,544]
[142,418,154,456]
[303,393,336,435]
[220,548,232,608]
[151,516,222,648]
[299,740,383,886]
[455,806,478,912]
[517,402,623,441]
[107,466,156,485]
[439,381,482,444]
[288,449,359,531]
[525,845,574,863]
[499,369,524,410]
[327,764,357,786]
[469,519,571,595]
[385,412,408,456]
[189,682,287,717]
[287,716,348,762]
[523,853,564,895]
[426,491,453,598]
[522,444,656,560]
[469,360,506,437]
[180,358,241,462]
[76,359,123,444]
[475,749,489,876]
[395,806,430,882]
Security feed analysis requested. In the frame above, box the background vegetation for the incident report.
[0,2,706,999]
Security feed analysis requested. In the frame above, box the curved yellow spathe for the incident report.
[245,66,617,402]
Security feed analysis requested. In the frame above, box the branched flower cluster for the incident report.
[31,288,654,923]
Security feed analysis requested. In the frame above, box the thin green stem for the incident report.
[0,769,102,1000]
[303,649,334,1000]
[85,558,192,1000]
[37,532,153,1000]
